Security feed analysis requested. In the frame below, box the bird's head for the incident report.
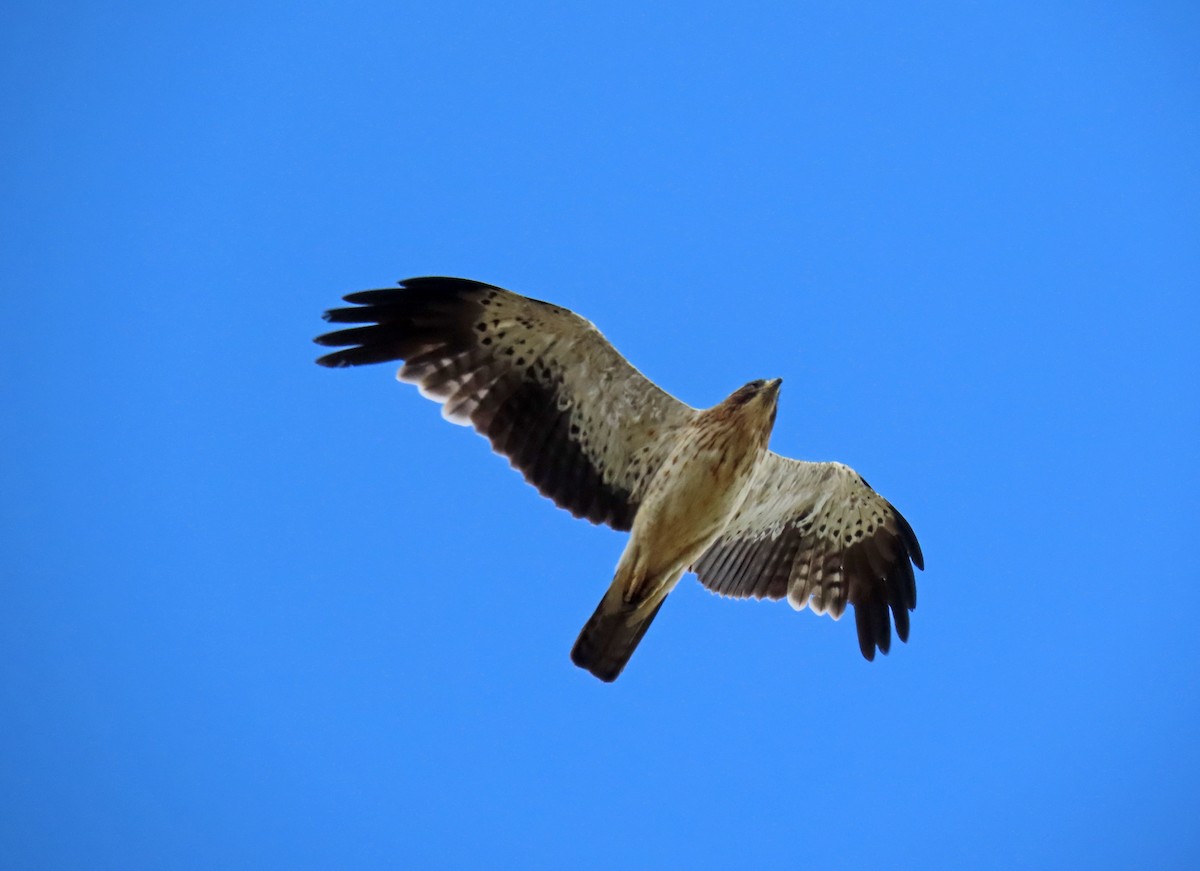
[730,377,782,405]
[724,378,782,428]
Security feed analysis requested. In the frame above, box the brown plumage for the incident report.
[315,277,924,681]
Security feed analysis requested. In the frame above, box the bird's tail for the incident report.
[570,593,667,683]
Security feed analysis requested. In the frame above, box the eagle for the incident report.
[315,277,924,682]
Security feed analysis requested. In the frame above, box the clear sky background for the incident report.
[3,2,1198,869]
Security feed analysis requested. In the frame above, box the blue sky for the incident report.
[3,2,1198,868]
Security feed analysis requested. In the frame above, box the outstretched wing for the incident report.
[692,454,924,660]
[315,277,696,531]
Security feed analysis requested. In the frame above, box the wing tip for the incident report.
[314,348,357,368]
[856,620,878,661]
[892,506,924,571]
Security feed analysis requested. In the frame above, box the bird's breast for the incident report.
[631,417,767,561]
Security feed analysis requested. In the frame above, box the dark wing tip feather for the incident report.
[855,609,879,661]
[314,351,352,368]
[313,277,492,369]
[849,507,923,661]
[853,600,895,661]
[891,598,910,643]
[871,599,891,654]
[892,503,924,571]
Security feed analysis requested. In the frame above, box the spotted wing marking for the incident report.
[315,277,697,531]
[692,454,923,660]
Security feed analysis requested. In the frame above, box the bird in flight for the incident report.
[315,277,923,682]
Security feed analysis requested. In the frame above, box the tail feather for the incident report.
[570,595,667,682]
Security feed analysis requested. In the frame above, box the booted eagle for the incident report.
[316,277,923,682]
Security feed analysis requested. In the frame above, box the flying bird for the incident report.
[315,277,924,682]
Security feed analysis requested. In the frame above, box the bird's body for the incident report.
[316,277,923,681]
[572,380,779,679]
